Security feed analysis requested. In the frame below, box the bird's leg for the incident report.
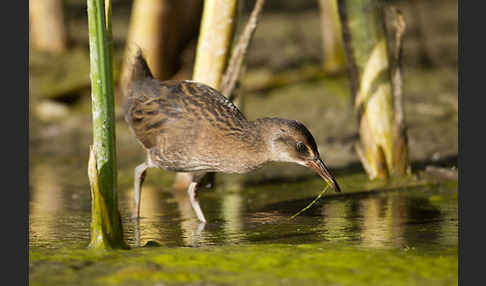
[187,180,207,223]
[133,162,149,219]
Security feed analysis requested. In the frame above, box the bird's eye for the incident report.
[296,142,306,153]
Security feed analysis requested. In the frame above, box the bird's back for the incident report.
[125,74,261,171]
[125,79,248,144]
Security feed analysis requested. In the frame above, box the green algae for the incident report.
[30,242,457,286]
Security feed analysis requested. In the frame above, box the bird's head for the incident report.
[256,118,341,192]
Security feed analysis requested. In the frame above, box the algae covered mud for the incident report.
[30,163,458,285]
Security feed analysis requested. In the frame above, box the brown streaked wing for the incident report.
[125,80,186,149]
[125,80,250,150]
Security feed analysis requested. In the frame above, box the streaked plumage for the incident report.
[124,50,341,223]
[125,79,265,174]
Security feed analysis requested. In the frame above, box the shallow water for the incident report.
[29,123,458,252]
[29,163,458,285]
[30,171,457,251]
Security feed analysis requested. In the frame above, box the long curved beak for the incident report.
[306,157,341,192]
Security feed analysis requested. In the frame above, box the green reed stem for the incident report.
[86,0,127,250]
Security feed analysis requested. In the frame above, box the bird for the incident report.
[123,50,341,223]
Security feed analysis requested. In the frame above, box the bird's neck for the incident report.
[248,117,286,163]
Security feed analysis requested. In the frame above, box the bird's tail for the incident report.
[121,48,155,124]
[130,48,153,81]
[121,47,154,97]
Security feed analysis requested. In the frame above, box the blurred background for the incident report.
[29,0,457,249]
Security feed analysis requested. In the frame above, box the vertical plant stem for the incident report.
[121,0,165,84]
[389,7,411,175]
[120,0,202,94]
[337,0,410,179]
[105,0,114,80]
[221,0,265,100]
[87,0,126,250]
[192,0,239,89]
[318,0,346,73]
[29,0,67,52]
[390,8,406,128]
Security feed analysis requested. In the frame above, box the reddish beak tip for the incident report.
[307,158,341,193]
